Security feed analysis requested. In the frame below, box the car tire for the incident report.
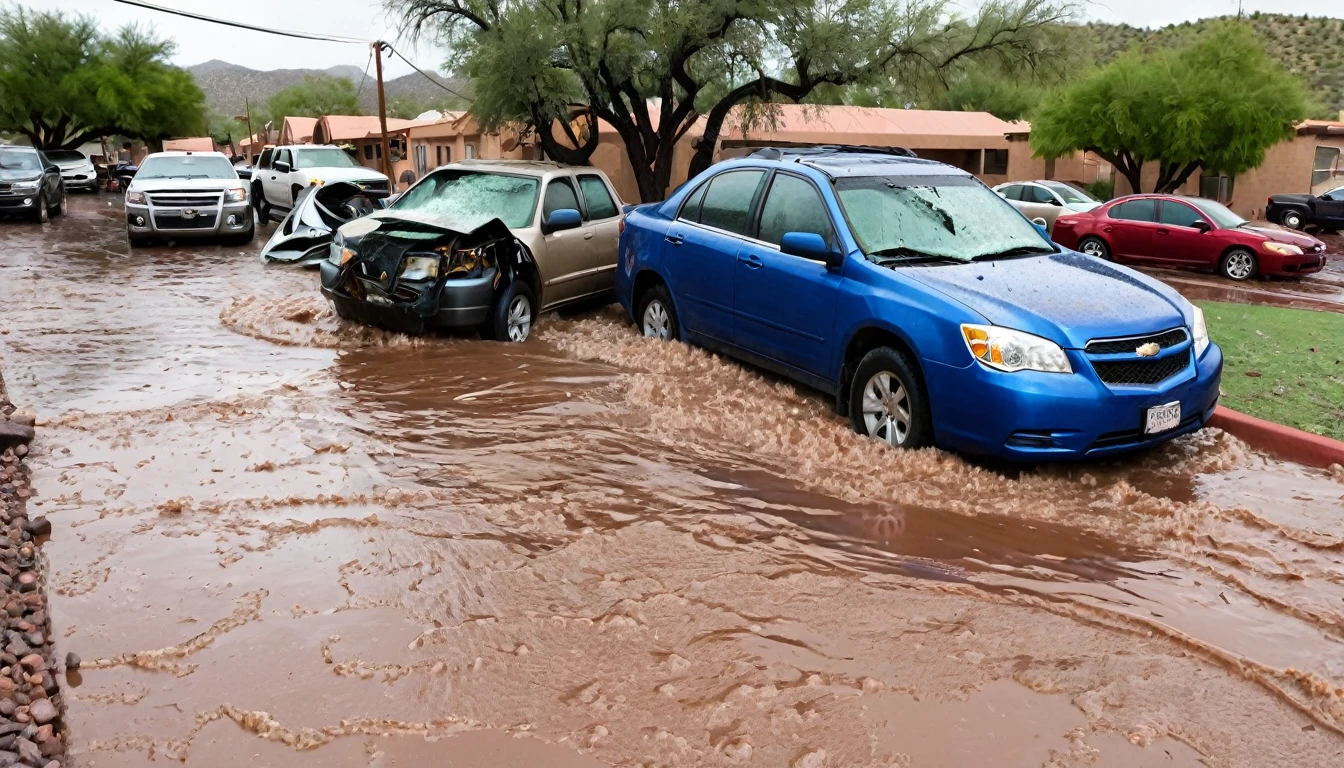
[1220,248,1258,281]
[32,198,49,224]
[636,283,680,341]
[481,280,536,342]
[52,193,67,218]
[1077,236,1111,261]
[256,191,272,224]
[848,347,933,450]
[1281,210,1305,230]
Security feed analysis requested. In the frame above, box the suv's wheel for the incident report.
[1281,210,1305,230]
[255,188,271,223]
[32,197,49,224]
[52,193,67,218]
[482,280,536,342]
[1077,236,1111,260]
[848,347,932,450]
[1220,248,1258,281]
[637,284,680,341]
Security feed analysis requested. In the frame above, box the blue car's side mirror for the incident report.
[780,231,842,268]
[544,208,582,233]
[1032,221,1050,239]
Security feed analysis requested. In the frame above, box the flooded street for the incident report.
[2,196,1343,766]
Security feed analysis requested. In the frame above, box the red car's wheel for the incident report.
[1220,249,1258,281]
[1077,236,1111,261]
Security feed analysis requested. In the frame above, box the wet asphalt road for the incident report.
[0,195,1342,766]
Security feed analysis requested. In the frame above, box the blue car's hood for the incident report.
[902,251,1190,349]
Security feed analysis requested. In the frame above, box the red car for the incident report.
[1052,194,1327,281]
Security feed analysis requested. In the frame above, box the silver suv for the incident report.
[125,151,254,246]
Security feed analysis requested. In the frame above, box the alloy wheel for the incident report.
[642,300,671,340]
[1080,240,1105,258]
[860,371,912,447]
[1283,212,1303,230]
[506,295,532,342]
[1225,251,1254,280]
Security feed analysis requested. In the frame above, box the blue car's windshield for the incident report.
[836,175,1055,263]
[391,169,540,230]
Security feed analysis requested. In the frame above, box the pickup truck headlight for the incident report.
[1192,306,1209,358]
[1262,241,1303,256]
[399,255,439,281]
[224,186,247,203]
[961,324,1072,374]
[125,189,145,204]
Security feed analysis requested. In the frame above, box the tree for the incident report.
[0,7,206,149]
[934,72,1043,121]
[1031,24,1308,194]
[265,75,362,123]
[394,0,1071,202]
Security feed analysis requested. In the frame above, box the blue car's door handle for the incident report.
[737,254,764,269]
[665,233,685,246]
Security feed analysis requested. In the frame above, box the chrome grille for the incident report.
[147,191,222,207]
[1085,328,1188,356]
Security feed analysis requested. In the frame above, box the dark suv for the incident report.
[0,146,66,223]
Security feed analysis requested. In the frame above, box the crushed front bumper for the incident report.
[319,259,495,334]
[60,171,98,190]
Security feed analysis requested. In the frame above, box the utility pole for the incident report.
[374,41,394,188]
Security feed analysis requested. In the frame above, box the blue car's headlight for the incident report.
[961,324,1072,374]
[1192,306,1209,357]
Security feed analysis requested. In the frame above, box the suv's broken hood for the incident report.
[902,251,1191,349]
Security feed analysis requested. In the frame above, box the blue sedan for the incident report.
[615,147,1223,461]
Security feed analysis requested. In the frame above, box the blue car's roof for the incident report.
[724,148,974,179]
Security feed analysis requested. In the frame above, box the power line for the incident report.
[110,0,368,44]
[354,47,375,101]
[383,44,473,105]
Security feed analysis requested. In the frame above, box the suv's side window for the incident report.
[257,149,273,170]
[577,175,618,220]
[1160,200,1206,228]
[542,177,581,221]
[699,170,765,235]
[1324,187,1344,202]
[756,173,835,248]
[1109,199,1157,222]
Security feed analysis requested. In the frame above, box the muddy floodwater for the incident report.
[2,197,1343,767]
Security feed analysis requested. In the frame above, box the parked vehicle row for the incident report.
[0,146,66,223]
[1052,194,1326,280]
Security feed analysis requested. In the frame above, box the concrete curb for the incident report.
[1157,276,1344,316]
[1208,406,1344,469]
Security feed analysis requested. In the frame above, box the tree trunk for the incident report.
[1155,161,1201,194]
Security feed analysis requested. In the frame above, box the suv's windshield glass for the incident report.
[836,175,1055,263]
[1042,181,1095,205]
[0,148,42,173]
[391,170,540,230]
[293,148,358,169]
[1186,198,1246,229]
[45,151,86,164]
[137,155,237,180]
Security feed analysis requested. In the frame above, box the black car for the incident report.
[0,146,66,223]
[1266,185,1344,232]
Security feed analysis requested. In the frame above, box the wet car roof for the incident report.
[449,159,577,176]
[795,155,971,178]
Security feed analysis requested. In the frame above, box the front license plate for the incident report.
[1144,401,1181,434]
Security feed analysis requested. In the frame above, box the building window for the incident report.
[959,149,982,174]
[363,144,374,160]
[1313,146,1340,189]
[983,149,1008,176]
[1199,173,1235,203]
[465,143,476,159]
[435,145,443,166]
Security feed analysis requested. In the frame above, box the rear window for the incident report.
[1109,199,1156,223]
[136,155,238,180]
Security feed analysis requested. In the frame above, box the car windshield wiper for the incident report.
[869,247,966,266]
[970,245,1056,262]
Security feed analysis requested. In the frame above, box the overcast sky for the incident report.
[48,0,1344,77]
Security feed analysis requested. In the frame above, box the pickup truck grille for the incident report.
[154,212,218,230]
[147,191,222,207]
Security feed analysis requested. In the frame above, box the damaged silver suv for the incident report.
[125,151,254,246]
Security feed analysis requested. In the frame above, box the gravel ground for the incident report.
[0,372,65,767]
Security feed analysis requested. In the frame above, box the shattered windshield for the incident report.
[0,148,42,173]
[390,170,540,230]
[137,155,237,180]
[836,175,1055,264]
[293,148,359,169]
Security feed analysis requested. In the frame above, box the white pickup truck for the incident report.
[251,145,390,223]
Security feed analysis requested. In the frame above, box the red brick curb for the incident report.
[1208,406,1344,469]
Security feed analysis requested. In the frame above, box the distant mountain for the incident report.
[186,59,469,119]
[1085,13,1344,115]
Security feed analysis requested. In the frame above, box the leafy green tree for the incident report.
[394,0,1070,202]
[265,75,362,123]
[0,7,207,149]
[1032,24,1308,194]
[935,73,1042,121]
